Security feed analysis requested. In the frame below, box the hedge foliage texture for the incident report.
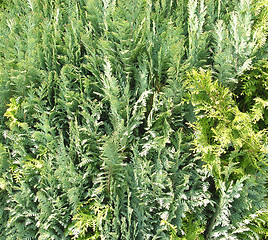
[0,0,267,239]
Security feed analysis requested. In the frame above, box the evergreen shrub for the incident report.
[0,0,267,239]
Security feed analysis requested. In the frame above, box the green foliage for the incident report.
[187,69,267,177]
[0,0,267,239]
[213,0,258,90]
[0,0,7,9]
[235,59,268,125]
[67,199,110,240]
[182,213,205,240]
[187,0,210,67]
[187,69,267,239]
[252,0,268,59]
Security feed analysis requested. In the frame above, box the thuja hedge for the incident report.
[0,0,267,239]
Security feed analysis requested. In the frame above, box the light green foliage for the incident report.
[67,199,110,240]
[187,69,267,239]
[0,0,267,239]
[182,213,205,240]
[187,69,267,176]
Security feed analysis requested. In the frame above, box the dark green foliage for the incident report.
[235,59,268,129]
[0,0,267,239]
[0,0,7,8]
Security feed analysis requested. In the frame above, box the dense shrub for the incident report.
[0,0,267,239]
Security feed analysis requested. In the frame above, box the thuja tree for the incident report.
[0,0,267,239]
